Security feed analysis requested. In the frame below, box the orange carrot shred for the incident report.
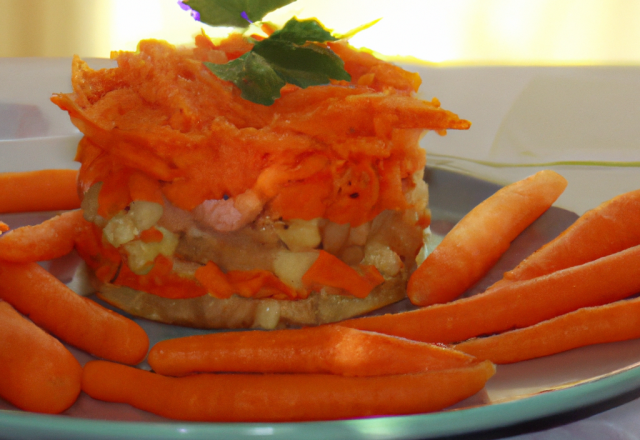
[0,169,80,213]
[97,168,132,219]
[0,221,8,233]
[128,170,164,205]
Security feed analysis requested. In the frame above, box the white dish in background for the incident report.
[1,58,640,439]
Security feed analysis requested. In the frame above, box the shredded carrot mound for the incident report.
[52,34,469,227]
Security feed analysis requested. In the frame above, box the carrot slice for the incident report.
[454,296,640,364]
[0,221,8,233]
[408,170,567,306]
[194,261,234,299]
[302,250,382,298]
[82,359,495,422]
[0,210,87,263]
[0,301,82,413]
[491,189,640,289]
[0,169,80,213]
[139,226,164,243]
[340,244,640,344]
[148,326,478,377]
[0,261,149,365]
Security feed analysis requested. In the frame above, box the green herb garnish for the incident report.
[184,0,296,28]
[205,18,350,105]
[181,1,351,106]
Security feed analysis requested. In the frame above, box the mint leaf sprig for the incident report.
[180,1,351,105]
[182,0,296,28]
[204,18,351,105]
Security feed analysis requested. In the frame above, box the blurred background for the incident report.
[1,0,640,64]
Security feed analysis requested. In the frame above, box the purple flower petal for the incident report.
[177,0,200,21]
[241,11,253,23]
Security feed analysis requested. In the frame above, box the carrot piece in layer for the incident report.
[302,250,383,298]
[0,210,87,263]
[340,244,640,344]
[0,301,82,414]
[0,261,149,365]
[454,296,640,364]
[148,325,478,377]
[128,171,164,205]
[97,167,132,219]
[82,359,495,422]
[226,269,299,300]
[0,169,80,213]
[408,170,567,306]
[490,189,640,290]
[139,226,164,243]
[194,261,234,299]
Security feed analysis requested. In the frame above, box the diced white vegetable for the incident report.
[272,250,319,290]
[276,219,322,252]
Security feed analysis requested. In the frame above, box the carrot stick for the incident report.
[340,244,640,343]
[0,261,149,365]
[490,189,640,290]
[408,170,567,306]
[302,250,383,298]
[0,170,80,213]
[0,210,87,263]
[148,325,478,377]
[82,359,495,422]
[0,301,82,413]
[454,296,640,364]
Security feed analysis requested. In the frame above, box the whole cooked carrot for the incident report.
[490,189,640,290]
[408,170,567,306]
[454,296,640,364]
[0,301,82,413]
[148,325,477,377]
[0,169,80,213]
[0,210,87,263]
[82,359,495,422]
[340,243,640,343]
[0,261,148,365]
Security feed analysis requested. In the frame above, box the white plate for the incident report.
[1,58,640,439]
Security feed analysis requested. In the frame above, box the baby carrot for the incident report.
[0,169,80,213]
[0,261,149,365]
[454,297,640,364]
[148,326,477,377]
[82,359,495,422]
[408,170,567,306]
[340,243,640,343]
[491,189,640,289]
[0,301,82,413]
[0,210,87,263]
